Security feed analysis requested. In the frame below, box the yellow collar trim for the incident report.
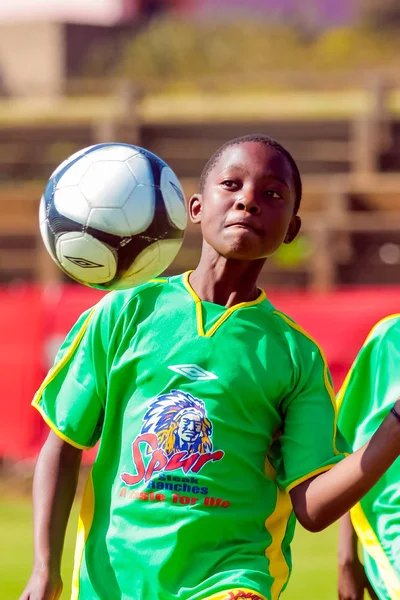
[182,270,266,338]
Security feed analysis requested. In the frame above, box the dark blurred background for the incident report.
[1,0,400,290]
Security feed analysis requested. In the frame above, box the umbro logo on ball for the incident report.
[65,256,104,269]
[168,364,218,381]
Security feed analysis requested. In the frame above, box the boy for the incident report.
[21,134,400,600]
[337,316,400,600]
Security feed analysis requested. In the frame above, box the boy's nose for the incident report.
[234,194,261,215]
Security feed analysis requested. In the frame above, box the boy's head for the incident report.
[189,134,302,261]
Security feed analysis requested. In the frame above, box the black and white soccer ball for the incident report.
[39,143,187,290]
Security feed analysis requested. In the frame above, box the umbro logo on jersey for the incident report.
[168,364,218,381]
[65,256,104,268]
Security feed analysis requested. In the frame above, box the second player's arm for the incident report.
[19,431,82,600]
[290,400,400,532]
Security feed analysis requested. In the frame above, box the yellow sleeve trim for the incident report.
[31,402,91,450]
[285,462,342,493]
[351,502,400,599]
[273,310,341,456]
[32,308,96,408]
[337,313,400,412]
[31,308,97,450]
[363,313,400,345]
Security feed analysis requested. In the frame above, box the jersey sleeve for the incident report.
[337,316,400,451]
[32,297,113,449]
[273,320,348,492]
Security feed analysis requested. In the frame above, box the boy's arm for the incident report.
[337,512,368,600]
[290,400,400,532]
[20,431,82,600]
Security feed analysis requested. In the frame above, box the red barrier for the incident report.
[0,285,104,461]
[0,284,398,461]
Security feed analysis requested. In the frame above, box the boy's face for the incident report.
[190,142,301,261]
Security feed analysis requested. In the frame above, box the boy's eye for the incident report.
[221,180,239,190]
[265,190,283,199]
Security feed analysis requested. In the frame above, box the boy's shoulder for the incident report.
[93,276,174,317]
[269,306,321,350]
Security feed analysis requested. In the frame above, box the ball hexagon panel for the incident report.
[114,237,183,290]
[90,145,140,162]
[122,184,155,235]
[125,154,154,185]
[114,241,160,289]
[54,187,90,226]
[156,237,184,270]
[79,161,136,209]
[56,155,92,188]
[160,166,187,230]
[56,231,117,284]
[87,206,132,237]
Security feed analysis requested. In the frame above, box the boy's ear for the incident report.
[189,193,203,224]
[284,215,301,244]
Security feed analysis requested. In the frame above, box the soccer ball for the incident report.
[39,143,187,290]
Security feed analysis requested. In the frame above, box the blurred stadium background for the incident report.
[1,0,400,598]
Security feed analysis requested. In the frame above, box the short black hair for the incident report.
[199,133,302,214]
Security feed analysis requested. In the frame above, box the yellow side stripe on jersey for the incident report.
[264,486,293,600]
[263,458,293,599]
[71,471,96,600]
[272,310,342,457]
[351,502,400,599]
[336,313,400,411]
[264,456,276,481]
[183,270,266,338]
[32,308,96,408]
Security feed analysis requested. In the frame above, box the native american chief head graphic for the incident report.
[141,390,213,457]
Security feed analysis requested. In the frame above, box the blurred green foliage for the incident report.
[272,234,314,269]
[111,19,400,90]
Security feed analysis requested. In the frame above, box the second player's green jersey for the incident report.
[337,315,400,600]
[33,272,346,600]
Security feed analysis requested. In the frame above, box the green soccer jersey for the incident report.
[337,315,400,600]
[33,272,346,600]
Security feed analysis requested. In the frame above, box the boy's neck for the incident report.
[189,252,266,308]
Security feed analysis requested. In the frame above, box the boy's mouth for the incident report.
[225,220,263,236]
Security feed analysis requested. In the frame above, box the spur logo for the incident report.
[121,390,224,486]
